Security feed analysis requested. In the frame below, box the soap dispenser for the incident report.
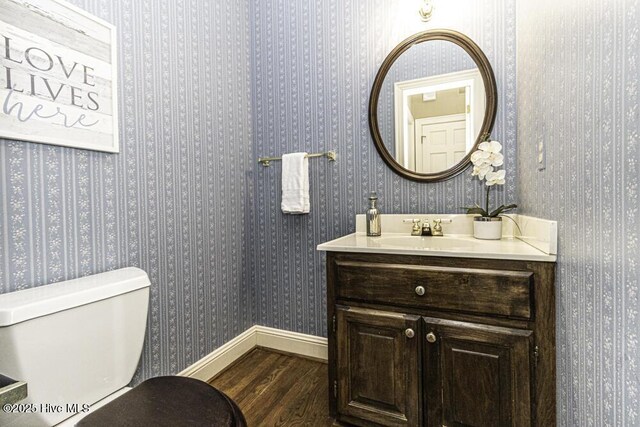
[366,192,381,237]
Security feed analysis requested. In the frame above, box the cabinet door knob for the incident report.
[415,286,425,296]
[426,332,437,343]
[405,328,415,338]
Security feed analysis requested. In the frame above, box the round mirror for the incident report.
[369,29,497,182]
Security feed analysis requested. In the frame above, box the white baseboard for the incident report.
[178,326,328,381]
[255,326,328,361]
[178,326,258,381]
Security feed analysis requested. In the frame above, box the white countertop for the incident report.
[316,214,558,262]
[317,233,556,262]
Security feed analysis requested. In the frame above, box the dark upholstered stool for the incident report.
[77,376,247,427]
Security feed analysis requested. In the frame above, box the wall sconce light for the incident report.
[418,0,434,22]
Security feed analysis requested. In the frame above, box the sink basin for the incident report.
[373,235,472,250]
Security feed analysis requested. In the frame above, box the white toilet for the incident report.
[0,268,150,426]
[0,268,247,427]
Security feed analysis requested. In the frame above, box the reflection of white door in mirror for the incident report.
[393,68,485,173]
[415,115,467,173]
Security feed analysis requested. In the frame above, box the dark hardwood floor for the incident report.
[209,348,336,426]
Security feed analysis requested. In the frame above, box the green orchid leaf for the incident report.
[463,207,489,216]
[489,203,518,217]
[488,204,505,217]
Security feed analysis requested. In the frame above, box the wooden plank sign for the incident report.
[0,0,118,152]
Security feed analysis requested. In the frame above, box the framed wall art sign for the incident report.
[0,0,119,153]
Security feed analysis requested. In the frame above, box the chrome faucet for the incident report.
[432,219,443,236]
[404,218,452,236]
[403,219,422,236]
[431,218,453,236]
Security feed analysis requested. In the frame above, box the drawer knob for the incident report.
[405,328,415,339]
[426,332,437,343]
[415,286,426,296]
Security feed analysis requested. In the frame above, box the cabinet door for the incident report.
[423,317,533,427]
[336,306,421,426]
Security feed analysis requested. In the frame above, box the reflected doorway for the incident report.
[394,68,484,172]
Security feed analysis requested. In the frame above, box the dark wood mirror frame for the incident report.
[369,29,498,182]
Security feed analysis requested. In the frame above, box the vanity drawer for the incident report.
[334,260,533,319]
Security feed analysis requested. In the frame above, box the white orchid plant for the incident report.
[462,138,517,218]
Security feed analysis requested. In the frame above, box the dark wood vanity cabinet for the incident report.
[422,318,533,426]
[336,306,420,426]
[326,252,556,427]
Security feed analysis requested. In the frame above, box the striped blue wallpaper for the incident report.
[3,3,636,424]
[516,0,640,424]
[0,0,254,383]
[250,0,517,336]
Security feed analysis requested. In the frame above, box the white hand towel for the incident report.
[281,152,310,214]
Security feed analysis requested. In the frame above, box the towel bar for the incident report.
[258,150,336,167]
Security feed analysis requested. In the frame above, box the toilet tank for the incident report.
[0,268,150,427]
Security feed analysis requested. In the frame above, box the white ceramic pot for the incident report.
[473,217,503,240]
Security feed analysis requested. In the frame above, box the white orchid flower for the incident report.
[472,159,491,170]
[472,164,493,180]
[485,169,506,186]
[471,150,490,165]
[465,138,516,218]
[488,152,504,167]
[478,140,502,153]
